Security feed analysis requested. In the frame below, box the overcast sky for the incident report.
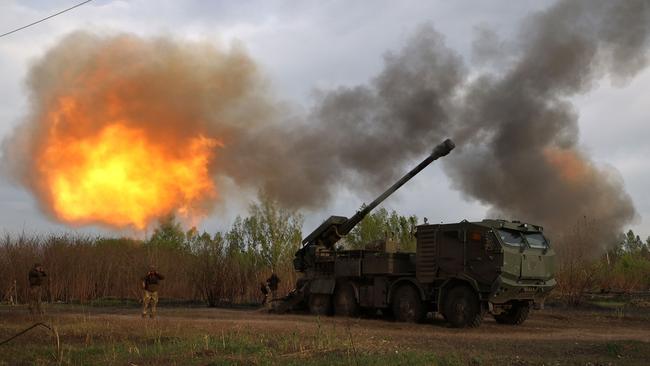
[0,0,648,238]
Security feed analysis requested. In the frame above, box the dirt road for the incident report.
[1,305,649,365]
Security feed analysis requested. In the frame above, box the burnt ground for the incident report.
[0,304,649,365]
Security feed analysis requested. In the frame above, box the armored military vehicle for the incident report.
[281,139,556,328]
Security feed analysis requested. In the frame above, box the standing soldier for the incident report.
[266,272,280,301]
[141,266,164,318]
[3,279,17,305]
[28,263,47,316]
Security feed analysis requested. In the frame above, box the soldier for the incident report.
[141,266,164,318]
[2,279,17,305]
[260,282,270,305]
[266,272,280,300]
[28,263,47,316]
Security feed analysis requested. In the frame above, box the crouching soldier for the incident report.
[260,282,270,305]
[267,272,280,300]
[28,263,47,316]
[142,266,164,318]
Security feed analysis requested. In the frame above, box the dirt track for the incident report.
[103,305,650,344]
[2,305,650,365]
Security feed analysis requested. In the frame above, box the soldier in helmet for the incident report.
[141,265,164,318]
[266,272,280,301]
[260,282,270,305]
[28,263,47,316]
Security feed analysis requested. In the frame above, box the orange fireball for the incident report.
[6,32,262,230]
[6,31,267,230]
[36,97,220,229]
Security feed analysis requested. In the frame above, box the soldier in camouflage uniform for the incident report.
[266,272,280,301]
[260,282,270,305]
[141,266,164,318]
[28,263,47,316]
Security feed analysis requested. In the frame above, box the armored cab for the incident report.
[414,219,555,326]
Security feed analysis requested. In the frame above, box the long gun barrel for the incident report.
[295,138,455,272]
[337,138,456,236]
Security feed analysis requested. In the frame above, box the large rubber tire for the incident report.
[334,282,359,317]
[391,285,425,323]
[309,294,332,316]
[494,301,530,325]
[442,286,483,328]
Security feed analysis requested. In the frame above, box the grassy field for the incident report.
[1,303,649,366]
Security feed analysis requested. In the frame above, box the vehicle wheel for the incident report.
[334,282,359,317]
[494,301,530,325]
[308,294,332,316]
[442,285,483,328]
[391,285,425,323]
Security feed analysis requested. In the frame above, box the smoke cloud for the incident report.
[444,0,647,244]
[3,0,648,244]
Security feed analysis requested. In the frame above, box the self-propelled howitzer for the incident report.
[293,138,455,272]
[277,137,555,327]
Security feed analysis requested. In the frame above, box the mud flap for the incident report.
[270,279,335,314]
[270,290,305,314]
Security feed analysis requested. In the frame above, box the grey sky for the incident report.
[0,0,648,238]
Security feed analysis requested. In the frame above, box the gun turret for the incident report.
[294,139,455,272]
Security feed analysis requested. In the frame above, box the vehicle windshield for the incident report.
[497,229,523,247]
[524,232,548,249]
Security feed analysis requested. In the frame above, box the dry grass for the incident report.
[1,304,649,365]
[0,233,297,307]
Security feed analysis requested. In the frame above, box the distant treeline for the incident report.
[554,220,650,304]
[1,200,650,306]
